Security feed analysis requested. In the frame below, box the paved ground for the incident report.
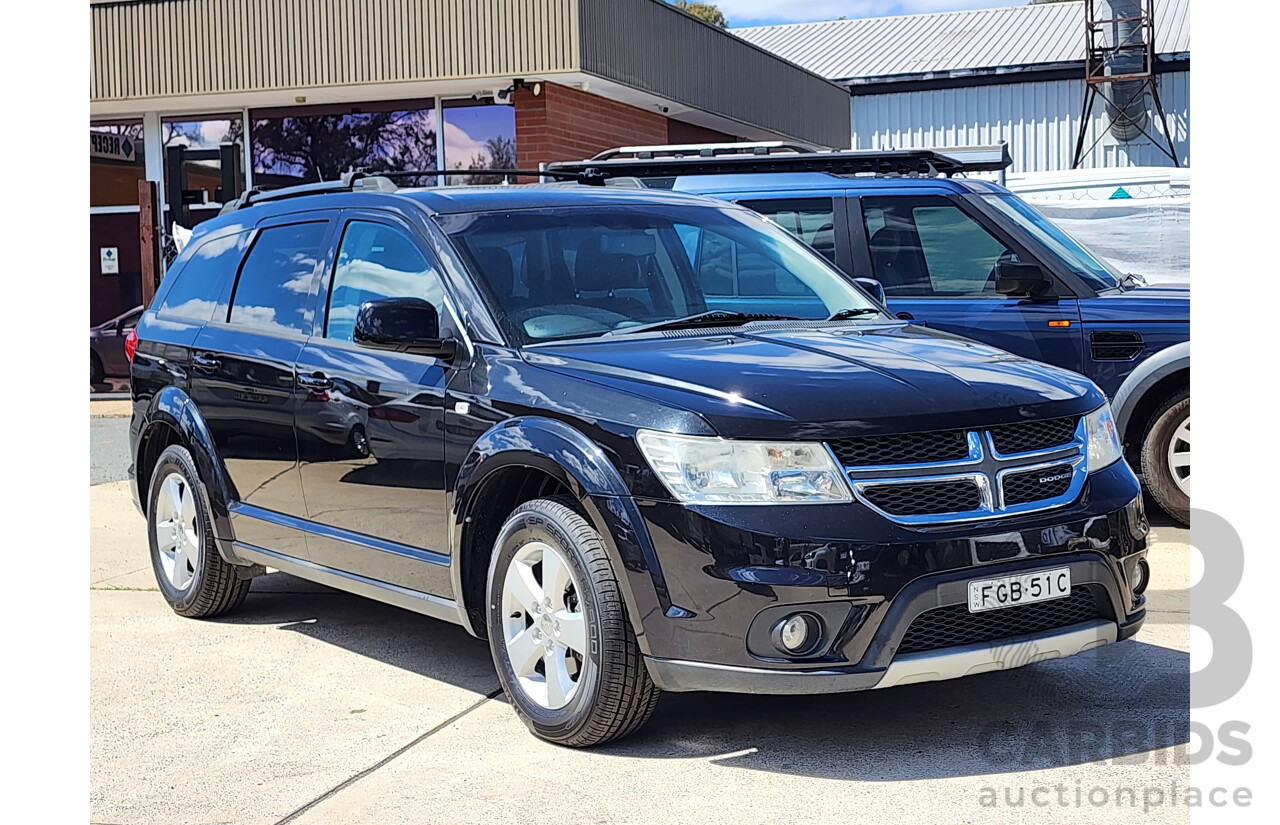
[91,436,1190,825]
[91,416,131,485]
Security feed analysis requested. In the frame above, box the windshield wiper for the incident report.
[602,310,798,337]
[826,307,882,321]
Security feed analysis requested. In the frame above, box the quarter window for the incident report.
[157,230,251,322]
[325,221,445,343]
[228,222,327,335]
[861,197,1016,297]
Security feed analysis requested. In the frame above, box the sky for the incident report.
[716,0,1036,28]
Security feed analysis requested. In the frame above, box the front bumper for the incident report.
[648,619,1118,694]
[615,461,1148,693]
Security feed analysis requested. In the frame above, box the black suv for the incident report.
[129,175,1149,746]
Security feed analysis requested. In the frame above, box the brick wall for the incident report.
[514,81,734,169]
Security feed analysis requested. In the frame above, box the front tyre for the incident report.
[147,444,251,618]
[486,498,660,747]
[1140,390,1190,526]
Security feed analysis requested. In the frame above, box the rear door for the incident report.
[293,210,455,597]
[188,216,334,557]
[852,194,1084,372]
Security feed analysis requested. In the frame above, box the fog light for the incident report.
[1132,558,1150,595]
[771,612,822,656]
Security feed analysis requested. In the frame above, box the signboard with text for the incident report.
[90,132,137,163]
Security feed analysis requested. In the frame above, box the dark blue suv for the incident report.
[551,146,1191,525]
[129,174,1149,746]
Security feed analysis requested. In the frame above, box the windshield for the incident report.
[981,194,1123,291]
[440,203,879,344]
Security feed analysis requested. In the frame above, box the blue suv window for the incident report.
[325,221,446,343]
[227,222,327,335]
[862,197,1015,297]
[737,198,837,264]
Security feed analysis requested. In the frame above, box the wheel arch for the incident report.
[450,417,669,643]
[1110,341,1190,453]
[136,385,241,559]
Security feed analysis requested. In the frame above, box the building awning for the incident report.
[91,0,851,148]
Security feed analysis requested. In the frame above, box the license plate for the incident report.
[967,567,1071,613]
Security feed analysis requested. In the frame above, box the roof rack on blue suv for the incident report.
[549,143,1190,525]
[552,142,1014,179]
[128,175,1150,746]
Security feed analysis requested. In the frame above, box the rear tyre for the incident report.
[486,497,660,747]
[147,444,251,618]
[90,352,104,386]
[1140,390,1190,526]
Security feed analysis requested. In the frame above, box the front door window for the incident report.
[861,196,1016,298]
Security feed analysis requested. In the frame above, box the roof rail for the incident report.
[219,167,601,213]
[548,144,1013,182]
[219,171,399,214]
[588,141,823,161]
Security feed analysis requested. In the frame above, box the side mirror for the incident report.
[994,261,1053,299]
[353,298,457,360]
[852,277,886,306]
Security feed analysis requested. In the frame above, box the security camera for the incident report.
[493,87,513,105]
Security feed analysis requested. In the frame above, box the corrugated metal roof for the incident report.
[733,0,1190,83]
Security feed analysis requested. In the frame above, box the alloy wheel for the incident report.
[1166,414,1190,496]
[500,540,589,710]
[153,471,201,591]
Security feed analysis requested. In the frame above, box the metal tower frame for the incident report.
[1070,0,1180,169]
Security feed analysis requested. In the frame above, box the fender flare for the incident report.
[137,385,244,562]
[450,416,671,644]
[1110,341,1190,439]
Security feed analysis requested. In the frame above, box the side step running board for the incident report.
[233,542,466,627]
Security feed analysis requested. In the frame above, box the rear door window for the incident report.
[738,198,837,264]
[227,222,328,335]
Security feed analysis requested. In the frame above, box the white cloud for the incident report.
[722,0,1025,27]
[443,120,492,169]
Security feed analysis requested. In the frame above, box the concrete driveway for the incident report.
[91,424,1190,824]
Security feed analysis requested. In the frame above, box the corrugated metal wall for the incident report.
[850,72,1190,173]
[577,0,851,149]
[91,0,581,101]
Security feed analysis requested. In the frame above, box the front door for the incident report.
[188,218,333,556]
[855,195,1084,373]
[294,213,455,597]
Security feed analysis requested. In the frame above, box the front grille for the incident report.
[896,588,1102,655]
[988,416,1079,455]
[862,480,982,516]
[829,429,970,467]
[1002,463,1075,506]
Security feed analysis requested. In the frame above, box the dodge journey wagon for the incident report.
[129,174,1149,746]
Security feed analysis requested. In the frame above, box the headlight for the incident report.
[635,430,852,504]
[1084,404,1123,471]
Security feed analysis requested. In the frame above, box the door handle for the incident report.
[297,372,333,391]
[192,353,221,372]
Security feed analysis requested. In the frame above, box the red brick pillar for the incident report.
[514,81,671,170]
